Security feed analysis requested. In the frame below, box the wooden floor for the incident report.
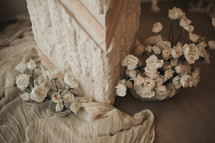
[114,1,215,143]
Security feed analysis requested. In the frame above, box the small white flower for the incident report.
[184,25,194,32]
[212,18,215,27]
[15,63,28,73]
[155,76,164,86]
[164,69,174,81]
[134,86,155,98]
[134,45,145,56]
[180,75,193,88]
[27,59,37,70]
[189,33,200,43]
[155,85,168,100]
[125,80,133,88]
[152,45,161,54]
[52,92,62,103]
[144,35,163,46]
[30,85,48,102]
[143,78,156,92]
[183,44,199,64]
[191,68,200,87]
[146,55,164,71]
[70,99,81,114]
[162,48,172,60]
[133,74,144,86]
[208,40,215,50]
[125,69,137,79]
[144,67,160,79]
[64,73,79,88]
[168,7,185,20]
[163,61,172,70]
[115,83,127,97]
[172,75,182,89]
[16,74,30,91]
[122,55,139,70]
[5,74,15,88]
[179,16,192,28]
[175,63,191,75]
[20,92,31,101]
[63,93,75,103]
[166,83,176,97]
[56,102,64,112]
[156,41,171,50]
[171,42,183,59]
[170,59,179,67]
[152,22,163,33]
[146,45,153,53]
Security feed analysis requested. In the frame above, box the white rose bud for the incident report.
[180,75,193,88]
[191,68,200,87]
[70,99,81,114]
[175,63,191,75]
[63,93,75,103]
[56,102,64,112]
[64,73,79,88]
[134,86,155,98]
[164,69,174,81]
[162,48,172,60]
[172,75,182,89]
[16,74,30,91]
[184,25,194,32]
[52,92,62,103]
[152,45,161,54]
[168,7,185,20]
[152,22,163,33]
[15,63,28,73]
[30,85,48,102]
[144,67,160,79]
[189,33,200,43]
[171,42,183,59]
[133,74,144,86]
[183,44,199,64]
[20,92,31,101]
[170,59,179,67]
[122,54,139,70]
[115,83,127,97]
[125,69,137,79]
[179,16,192,28]
[146,55,164,71]
[156,41,171,50]
[166,83,176,97]
[134,45,145,56]
[143,78,156,92]
[208,40,215,50]
[155,76,164,86]
[155,85,168,100]
[27,59,37,70]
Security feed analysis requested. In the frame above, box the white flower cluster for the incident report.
[116,7,215,100]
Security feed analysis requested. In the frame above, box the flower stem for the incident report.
[173,27,184,46]
[159,31,165,41]
[60,84,67,94]
[54,78,58,92]
[31,69,35,88]
[64,88,72,95]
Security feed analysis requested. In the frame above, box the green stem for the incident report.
[63,88,72,95]
[159,31,165,41]
[195,38,206,45]
[31,69,35,88]
[173,27,184,46]
[60,84,67,94]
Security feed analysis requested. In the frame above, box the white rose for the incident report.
[189,33,200,43]
[205,54,210,64]
[180,75,193,88]
[144,67,160,79]
[5,74,15,88]
[56,102,64,112]
[134,45,145,56]
[175,63,192,75]
[170,59,179,67]
[179,16,192,28]
[16,74,30,91]
[134,86,155,98]
[164,69,174,81]
[63,93,75,103]
[144,35,163,45]
[184,25,194,32]
[122,55,139,70]
[155,76,164,86]
[146,55,164,71]
[191,68,200,87]
[15,63,28,73]
[168,7,185,20]
[46,70,60,79]
[152,45,161,54]
[146,45,153,53]
[197,45,207,58]
[156,41,171,50]
[166,83,176,97]
[172,75,182,89]
[162,48,172,60]
[152,22,163,33]
[163,61,172,70]
[20,92,31,101]
[212,18,215,27]
[125,69,137,79]
[125,80,133,88]
[208,40,215,50]
[133,74,144,86]
[155,85,168,100]
[171,42,183,59]
[183,44,199,64]
[143,78,156,92]
[30,85,48,102]
[64,73,79,88]
[52,92,62,103]
[27,59,37,70]
[70,99,81,114]
[115,83,127,97]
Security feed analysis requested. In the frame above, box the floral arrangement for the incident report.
[116,7,215,101]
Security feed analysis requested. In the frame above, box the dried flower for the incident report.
[47,70,60,79]
[27,59,37,70]
[162,48,172,60]
[15,63,28,73]
[208,40,215,50]
[155,76,164,86]
[125,80,133,88]
[125,69,137,79]
[166,83,176,97]
[134,86,155,98]
[171,42,183,59]
[115,83,127,97]
[64,73,79,88]
[143,78,156,92]
[164,69,174,81]
[152,22,163,33]
[133,74,144,86]
[183,44,199,64]
[146,45,153,53]
[63,93,75,103]
[180,75,193,88]
[56,102,64,112]
[189,33,200,43]
[156,41,171,50]
[122,55,139,70]
[20,92,31,101]
[179,16,192,29]
[144,67,160,79]
[152,45,161,54]
[30,85,48,102]
[172,75,182,89]
[70,99,81,114]
[175,63,192,75]
[146,55,164,71]
[191,68,200,87]
[16,74,30,90]
[168,7,185,20]
[170,59,179,67]
[134,45,145,56]
[52,92,62,103]
[155,85,168,100]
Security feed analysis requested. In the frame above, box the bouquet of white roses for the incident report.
[116,7,215,101]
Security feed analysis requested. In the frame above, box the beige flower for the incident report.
[134,45,145,56]
[155,76,164,86]
[133,74,144,86]
[167,83,176,97]
[191,68,200,87]
[152,45,161,54]
[125,80,133,88]
[146,55,164,71]
[163,61,172,70]
[189,33,200,43]
[179,16,192,28]
[144,35,163,45]
[70,99,82,114]
[162,48,172,60]
[155,85,168,100]
[164,69,174,81]
[15,63,28,73]
[170,59,179,67]
[125,69,137,79]
[171,42,183,59]
[168,7,185,20]
[156,41,171,50]
[20,92,31,101]
[64,73,79,88]
[145,45,153,53]
[172,75,182,89]
[144,67,160,79]
[63,93,75,103]
[184,44,199,64]
[30,85,48,102]
[16,74,30,91]
[56,102,64,112]
[122,55,139,70]
[152,22,163,33]
[212,18,215,27]
[134,86,155,98]
[208,40,215,50]
[180,75,193,88]
[143,78,156,92]
[52,92,62,103]
[184,25,194,32]
[115,83,127,97]
[27,59,37,70]
[197,42,207,58]
[175,63,191,75]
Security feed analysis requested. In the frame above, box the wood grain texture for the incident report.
[114,1,215,143]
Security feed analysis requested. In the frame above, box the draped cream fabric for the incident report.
[0,15,155,143]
